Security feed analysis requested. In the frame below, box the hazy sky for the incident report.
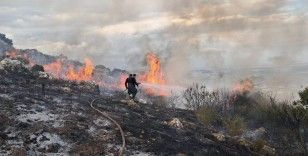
[0,0,307,73]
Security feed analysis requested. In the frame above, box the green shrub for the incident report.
[196,106,222,126]
[265,102,308,154]
[299,87,308,105]
[223,116,247,136]
[31,64,45,73]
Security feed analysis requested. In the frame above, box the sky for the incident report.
[0,0,308,91]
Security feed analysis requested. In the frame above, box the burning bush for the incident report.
[232,78,254,94]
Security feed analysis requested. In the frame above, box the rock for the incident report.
[62,87,71,92]
[127,136,141,144]
[38,71,50,79]
[242,127,266,141]
[127,99,138,106]
[237,138,251,147]
[39,135,50,142]
[260,145,276,155]
[139,99,147,104]
[167,118,184,129]
[212,132,225,141]
[46,143,61,153]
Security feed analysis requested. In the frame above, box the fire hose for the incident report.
[89,98,126,156]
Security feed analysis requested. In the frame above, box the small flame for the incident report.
[232,78,254,94]
[43,59,62,78]
[5,50,36,66]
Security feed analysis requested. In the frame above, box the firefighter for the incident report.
[125,74,140,99]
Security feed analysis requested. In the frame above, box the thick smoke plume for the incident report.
[0,0,307,96]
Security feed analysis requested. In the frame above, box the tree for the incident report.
[299,87,308,106]
[31,64,45,73]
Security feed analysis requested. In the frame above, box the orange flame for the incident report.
[66,58,94,81]
[140,52,168,96]
[118,73,128,90]
[232,78,254,94]
[143,53,166,85]
[5,50,36,66]
[43,59,62,78]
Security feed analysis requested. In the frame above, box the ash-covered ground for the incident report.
[0,57,269,156]
[0,33,276,156]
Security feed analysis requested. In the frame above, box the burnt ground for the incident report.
[0,59,265,156]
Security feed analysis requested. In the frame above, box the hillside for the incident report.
[0,34,274,156]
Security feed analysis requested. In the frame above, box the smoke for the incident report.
[0,0,308,95]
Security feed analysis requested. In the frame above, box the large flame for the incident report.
[5,50,171,95]
[140,52,168,96]
[43,58,94,81]
[66,58,94,81]
[142,53,166,85]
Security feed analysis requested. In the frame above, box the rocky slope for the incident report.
[0,58,269,156]
[0,34,274,156]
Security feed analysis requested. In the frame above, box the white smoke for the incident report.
[0,0,308,97]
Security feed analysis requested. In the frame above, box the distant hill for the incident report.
[0,34,13,53]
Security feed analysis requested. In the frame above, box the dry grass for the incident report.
[223,116,247,136]
[196,106,221,126]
